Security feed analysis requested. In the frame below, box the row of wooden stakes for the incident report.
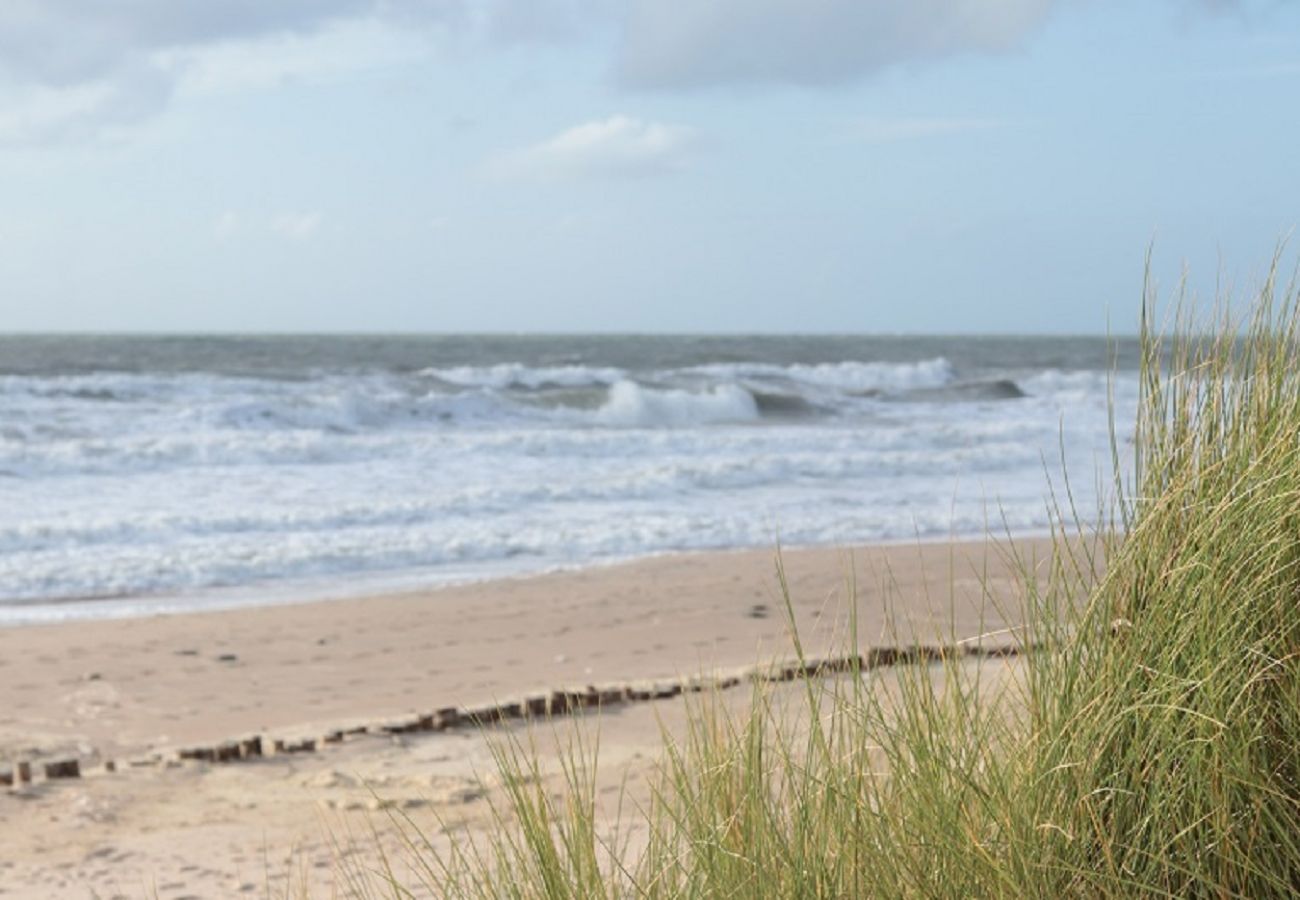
[1,757,85,788]
[2,642,1026,790]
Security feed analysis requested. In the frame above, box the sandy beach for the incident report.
[0,537,1050,898]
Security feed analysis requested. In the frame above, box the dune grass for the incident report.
[342,257,1300,898]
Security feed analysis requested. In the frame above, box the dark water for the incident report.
[0,334,1139,378]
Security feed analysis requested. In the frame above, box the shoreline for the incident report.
[0,536,1053,761]
[0,528,1055,628]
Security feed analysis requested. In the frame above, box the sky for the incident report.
[0,1,1297,334]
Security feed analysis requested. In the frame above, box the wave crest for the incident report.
[686,358,955,392]
[595,381,759,427]
[422,363,624,390]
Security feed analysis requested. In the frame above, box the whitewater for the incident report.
[0,335,1138,623]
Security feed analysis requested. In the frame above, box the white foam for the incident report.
[0,359,1139,614]
[684,358,955,392]
[594,381,760,426]
[423,363,625,389]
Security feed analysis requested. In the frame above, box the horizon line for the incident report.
[0,329,1141,340]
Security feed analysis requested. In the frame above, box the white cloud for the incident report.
[0,66,171,146]
[0,1,411,87]
[0,1,449,145]
[492,115,696,180]
[271,212,323,240]
[164,18,434,100]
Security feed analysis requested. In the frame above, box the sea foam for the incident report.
[0,339,1138,619]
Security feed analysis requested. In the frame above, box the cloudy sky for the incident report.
[1,1,1297,333]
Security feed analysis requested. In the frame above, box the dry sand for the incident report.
[0,537,1051,898]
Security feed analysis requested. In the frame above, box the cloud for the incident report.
[613,0,1055,88]
[0,1,377,87]
[271,212,323,240]
[0,65,172,146]
[0,1,449,145]
[478,0,620,44]
[489,0,1249,88]
[164,18,434,100]
[491,115,696,180]
[0,0,1255,144]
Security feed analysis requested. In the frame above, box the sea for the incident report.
[0,334,1139,624]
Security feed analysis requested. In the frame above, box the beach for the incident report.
[0,537,1048,898]
[1,4,1289,891]
[0,334,1112,895]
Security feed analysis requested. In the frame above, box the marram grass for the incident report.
[340,257,1300,898]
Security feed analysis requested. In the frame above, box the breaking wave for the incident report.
[0,343,1139,616]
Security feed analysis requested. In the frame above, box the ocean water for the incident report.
[0,335,1139,624]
